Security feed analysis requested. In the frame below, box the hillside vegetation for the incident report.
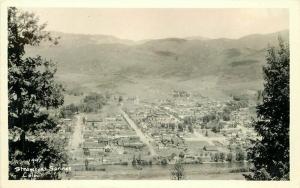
[25,30,289,99]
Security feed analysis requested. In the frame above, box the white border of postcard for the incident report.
[1,0,300,188]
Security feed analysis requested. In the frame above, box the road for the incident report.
[69,114,84,150]
[119,109,157,156]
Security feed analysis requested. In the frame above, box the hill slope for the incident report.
[25,30,289,99]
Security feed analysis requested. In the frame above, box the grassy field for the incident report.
[65,163,249,180]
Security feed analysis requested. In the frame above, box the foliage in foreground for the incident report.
[8,7,67,179]
[244,38,289,180]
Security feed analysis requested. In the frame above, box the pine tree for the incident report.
[245,38,289,180]
[8,7,66,179]
[170,160,185,180]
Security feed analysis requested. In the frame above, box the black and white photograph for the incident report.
[1,0,300,187]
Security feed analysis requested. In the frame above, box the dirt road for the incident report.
[69,114,84,150]
[119,109,157,156]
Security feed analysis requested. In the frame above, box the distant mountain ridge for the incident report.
[26,30,289,99]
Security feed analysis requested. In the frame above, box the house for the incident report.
[87,119,103,123]
[203,145,219,156]
[98,137,110,146]
[123,142,145,149]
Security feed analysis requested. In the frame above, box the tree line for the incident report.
[59,92,108,118]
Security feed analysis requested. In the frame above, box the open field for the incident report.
[64,163,249,180]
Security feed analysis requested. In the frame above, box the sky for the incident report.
[22,8,289,41]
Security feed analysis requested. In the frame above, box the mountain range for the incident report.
[25,30,289,100]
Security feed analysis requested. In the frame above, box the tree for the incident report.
[8,8,66,179]
[205,130,208,137]
[161,158,168,165]
[226,152,233,162]
[179,151,185,159]
[245,39,289,180]
[132,155,137,166]
[235,150,245,162]
[211,126,217,133]
[213,153,219,162]
[118,96,123,103]
[219,152,225,162]
[188,124,194,133]
[222,112,230,121]
[170,160,185,180]
[169,123,175,131]
[170,153,177,160]
[178,123,184,132]
[137,153,142,165]
[85,159,89,171]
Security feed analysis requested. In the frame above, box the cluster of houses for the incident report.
[78,115,149,165]
[65,90,258,167]
[123,92,257,164]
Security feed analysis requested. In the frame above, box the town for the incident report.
[58,90,259,179]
